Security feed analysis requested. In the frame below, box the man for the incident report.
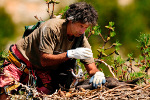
[0,2,106,95]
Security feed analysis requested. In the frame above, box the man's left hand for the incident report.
[89,71,106,88]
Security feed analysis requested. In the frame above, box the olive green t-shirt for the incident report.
[16,18,94,70]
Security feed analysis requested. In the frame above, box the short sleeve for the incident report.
[39,26,57,54]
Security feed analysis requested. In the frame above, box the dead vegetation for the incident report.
[6,83,150,100]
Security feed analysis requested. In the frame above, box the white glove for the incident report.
[89,71,106,88]
[67,47,93,59]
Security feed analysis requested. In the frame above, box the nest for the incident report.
[9,83,150,100]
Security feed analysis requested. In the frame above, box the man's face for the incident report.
[70,21,90,37]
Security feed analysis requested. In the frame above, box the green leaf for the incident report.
[145,48,149,53]
[59,6,69,18]
[135,59,139,63]
[110,31,116,37]
[114,41,122,51]
[139,65,146,71]
[93,25,101,35]
[127,53,133,58]
[105,26,109,29]
[139,55,144,60]
[95,31,101,35]
[115,41,122,46]
[109,22,114,27]
[148,52,150,56]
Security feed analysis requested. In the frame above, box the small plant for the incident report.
[45,0,60,18]
[136,33,150,72]
[0,50,8,68]
[130,33,150,84]
[111,33,150,83]
[86,22,121,59]
[85,22,122,79]
[85,21,150,84]
[0,50,8,75]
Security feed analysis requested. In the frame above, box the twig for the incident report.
[50,2,55,19]
[99,33,106,43]
[116,84,149,98]
[142,83,150,90]
[104,44,114,50]
[46,1,51,17]
[101,84,136,96]
[84,88,102,99]
[66,92,85,97]
[46,0,60,19]
[95,59,118,80]
[106,50,116,56]
[87,27,93,40]
[34,15,41,21]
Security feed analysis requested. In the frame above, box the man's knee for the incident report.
[0,61,22,87]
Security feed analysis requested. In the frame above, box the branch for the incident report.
[46,0,60,19]
[34,15,40,21]
[99,33,106,43]
[104,44,114,50]
[106,50,115,56]
[95,59,118,80]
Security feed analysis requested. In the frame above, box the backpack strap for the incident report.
[72,34,84,49]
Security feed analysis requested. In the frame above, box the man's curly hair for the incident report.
[65,2,98,26]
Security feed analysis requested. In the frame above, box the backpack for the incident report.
[22,21,45,38]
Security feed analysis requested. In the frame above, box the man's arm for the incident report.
[40,52,69,67]
[85,62,106,88]
[40,47,93,67]
[84,62,99,76]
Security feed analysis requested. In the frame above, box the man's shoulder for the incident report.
[43,18,66,33]
[46,18,66,26]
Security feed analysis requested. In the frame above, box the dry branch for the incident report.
[95,59,118,80]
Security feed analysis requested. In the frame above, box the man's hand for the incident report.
[67,47,93,59]
[89,71,106,88]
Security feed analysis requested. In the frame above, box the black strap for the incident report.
[72,34,84,49]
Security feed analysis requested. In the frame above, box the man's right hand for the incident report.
[67,47,93,59]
